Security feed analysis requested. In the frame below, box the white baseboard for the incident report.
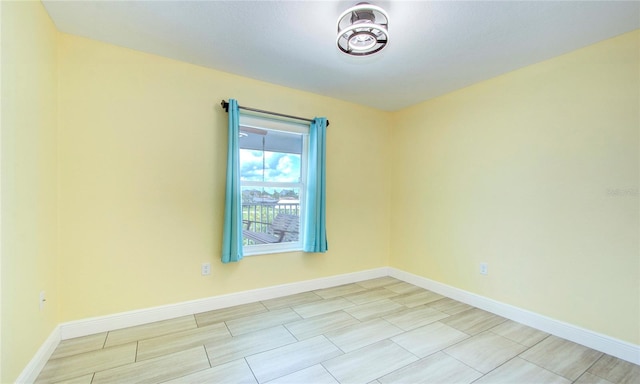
[60,267,390,339]
[388,267,640,365]
[14,326,60,384]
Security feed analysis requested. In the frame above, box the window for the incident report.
[239,115,308,255]
[221,99,327,263]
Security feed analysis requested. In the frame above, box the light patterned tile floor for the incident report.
[36,277,640,384]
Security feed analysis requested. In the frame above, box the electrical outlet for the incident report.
[480,263,488,275]
[201,263,211,276]
[39,291,46,310]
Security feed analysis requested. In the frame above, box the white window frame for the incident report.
[239,114,309,256]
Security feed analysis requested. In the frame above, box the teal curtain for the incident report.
[303,117,328,253]
[221,99,244,263]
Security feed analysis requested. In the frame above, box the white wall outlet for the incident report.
[39,291,46,310]
[201,263,211,276]
[480,262,488,275]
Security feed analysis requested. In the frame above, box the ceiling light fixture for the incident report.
[337,2,389,56]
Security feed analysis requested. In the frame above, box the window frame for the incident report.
[239,114,309,256]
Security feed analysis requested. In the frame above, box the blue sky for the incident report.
[240,149,301,183]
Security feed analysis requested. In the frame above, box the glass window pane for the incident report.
[240,128,303,183]
[240,128,302,154]
[240,150,301,182]
[265,151,301,182]
[240,149,265,181]
[237,118,308,254]
[241,187,301,246]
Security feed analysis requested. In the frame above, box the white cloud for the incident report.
[240,149,301,182]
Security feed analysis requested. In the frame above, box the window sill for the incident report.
[243,244,303,256]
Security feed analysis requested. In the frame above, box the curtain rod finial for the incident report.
[221,100,229,112]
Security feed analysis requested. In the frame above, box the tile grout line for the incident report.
[56,343,141,384]
[281,315,303,342]
[466,352,524,383]
[387,338,423,361]
[202,343,213,368]
[193,313,202,328]
[441,323,542,382]
[222,319,232,336]
[211,324,300,369]
[370,338,433,382]
[102,332,109,349]
[319,362,342,384]
[440,348,487,380]
[311,296,416,382]
[464,327,553,381]
[514,334,583,382]
[243,356,261,384]
[323,331,348,356]
[570,352,605,384]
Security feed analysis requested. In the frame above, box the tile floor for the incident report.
[36,277,640,384]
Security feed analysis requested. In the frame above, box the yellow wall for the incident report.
[1,1,60,382]
[57,34,392,321]
[390,30,640,344]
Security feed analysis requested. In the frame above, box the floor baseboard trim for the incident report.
[388,267,640,365]
[15,325,60,384]
[59,267,390,340]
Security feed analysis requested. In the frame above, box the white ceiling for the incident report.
[42,1,639,111]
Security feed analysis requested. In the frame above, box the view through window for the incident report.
[239,118,308,254]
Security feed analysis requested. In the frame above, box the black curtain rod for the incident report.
[220,100,329,127]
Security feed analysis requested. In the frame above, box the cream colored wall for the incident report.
[57,34,392,321]
[390,31,640,344]
[1,1,60,382]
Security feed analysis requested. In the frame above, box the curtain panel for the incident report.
[303,117,328,253]
[221,99,244,263]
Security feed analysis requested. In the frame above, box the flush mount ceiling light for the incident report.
[337,2,389,56]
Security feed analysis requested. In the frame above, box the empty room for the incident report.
[2,1,639,383]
